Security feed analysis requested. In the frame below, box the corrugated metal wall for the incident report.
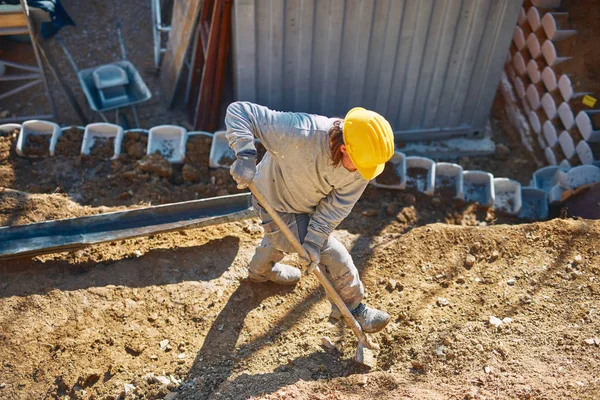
[232,0,522,140]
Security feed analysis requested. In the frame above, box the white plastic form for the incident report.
[542,67,558,92]
[558,131,575,159]
[542,12,576,41]
[405,156,435,196]
[543,120,558,146]
[147,125,187,163]
[519,187,549,220]
[463,170,495,207]
[575,140,594,165]
[371,151,407,190]
[434,162,464,199]
[556,165,600,189]
[575,110,600,142]
[81,123,124,159]
[542,40,571,66]
[493,178,522,215]
[16,120,60,157]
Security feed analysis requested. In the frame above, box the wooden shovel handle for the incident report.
[248,182,378,350]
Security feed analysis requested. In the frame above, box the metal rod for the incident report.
[0,73,40,82]
[0,60,39,73]
[116,22,127,61]
[0,79,41,101]
[98,112,109,123]
[131,105,140,128]
[56,36,80,73]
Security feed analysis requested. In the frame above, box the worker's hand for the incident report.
[230,152,257,189]
[301,241,321,267]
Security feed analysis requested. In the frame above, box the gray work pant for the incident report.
[249,196,364,310]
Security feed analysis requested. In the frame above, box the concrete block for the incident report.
[542,12,576,41]
[557,165,600,189]
[16,120,60,158]
[81,123,124,159]
[533,165,562,192]
[541,93,558,120]
[148,125,187,163]
[558,130,575,159]
[548,184,566,203]
[209,130,235,169]
[514,76,526,99]
[526,84,542,110]
[527,59,542,84]
[506,65,517,83]
[558,102,575,130]
[371,151,407,190]
[575,140,594,165]
[513,26,527,51]
[518,7,527,26]
[526,34,542,59]
[513,52,527,76]
[543,120,558,146]
[528,110,542,135]
[519,187,549,220]
[532,0,562,8]
[463,171,495,207]
[527,7,542,32]
[542,67,558,92]
[542,40,571,66]
[558,75,574,102]
[493,178,522,215]
[405,156,435,196]
[575,111,600,142]
[434,162,463,199]
[544,147,557,165]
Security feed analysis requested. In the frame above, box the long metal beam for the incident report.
[0,193,254,260]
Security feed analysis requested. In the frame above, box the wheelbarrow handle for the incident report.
[247,182,378,350]
[116,22,127,60]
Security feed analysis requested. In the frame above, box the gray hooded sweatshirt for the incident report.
[224,101,368,247]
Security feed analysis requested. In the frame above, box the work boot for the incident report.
[351,303,390,333]
[248,263,301,285]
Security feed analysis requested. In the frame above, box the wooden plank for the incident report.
[208,0,232,131]
[160,0,202,107]
[0,11,26,29]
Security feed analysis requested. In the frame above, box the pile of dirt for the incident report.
[22,134,50,157]
[0,213,598,399]
[54,127,84,157]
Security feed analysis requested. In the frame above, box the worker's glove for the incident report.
[230,151,257,189]
[301,241,321,268]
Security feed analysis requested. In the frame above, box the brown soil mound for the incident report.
[0,217,598,399]
[54,127,84,157]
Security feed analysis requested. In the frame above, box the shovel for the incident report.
[248,182,379,366]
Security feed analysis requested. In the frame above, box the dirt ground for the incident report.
[1,0,600,399]
[0,203,599,400]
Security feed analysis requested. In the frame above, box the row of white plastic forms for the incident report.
[3,121,600,221]
[370,151,600,221]
[0,120,233,168]
[508,2,600,166]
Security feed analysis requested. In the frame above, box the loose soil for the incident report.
[22,134,51,157]
[0,202,598,399]
[375,162,402,186]
[89,137,116,159]
[55,127,85,157]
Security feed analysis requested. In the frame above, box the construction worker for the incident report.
[225,101,394,333]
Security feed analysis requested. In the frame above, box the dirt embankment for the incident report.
[0,216,598,400]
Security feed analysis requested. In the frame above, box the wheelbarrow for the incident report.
[56,23,151,128]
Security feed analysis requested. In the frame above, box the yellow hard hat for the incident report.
[342,107,395,180]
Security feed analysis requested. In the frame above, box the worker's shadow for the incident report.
[184,281,364,398]
[0,235,241,297]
